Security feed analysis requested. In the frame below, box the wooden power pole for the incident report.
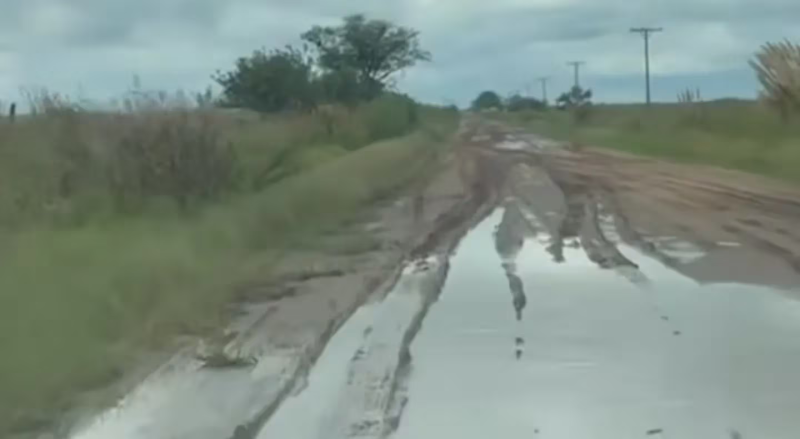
[566,61,585,88]
[537,76,550,103]
[630,27,663,105]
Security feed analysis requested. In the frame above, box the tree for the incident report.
[506,94,546,112]
[750,40,800,121]
[556,86,593,122]
[317,68,366,107]
[214,46,318,112]
[302,14,431,99]
[472,91,503,111]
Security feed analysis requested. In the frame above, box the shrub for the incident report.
[359,94,419,144]
[214,47,318,113]
[506,94,546,112]
[106,110,239,211]
[472,91,503,111]
[317,68,368,107]
[556,86,593,123]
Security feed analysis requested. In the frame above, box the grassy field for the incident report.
[0,96,458,435]
[502,100,800,183]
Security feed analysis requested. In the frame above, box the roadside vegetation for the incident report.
[504,101,800,182]
[496,40,800,183]
[0,14,457,436]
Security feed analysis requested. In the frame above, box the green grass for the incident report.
[0,103,458,435]
[502,101,800,183]
[0,95,429,227]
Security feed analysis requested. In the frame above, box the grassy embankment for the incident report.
[503,100,800,183]
[0,94,459,434]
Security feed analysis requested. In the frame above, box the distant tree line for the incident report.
[214,14,431,112]
[471,91,547,112]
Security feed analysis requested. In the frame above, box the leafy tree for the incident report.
[506,94,546,112]
[317,68,366,107]
[472,91,504,111]
[556,86,593,122]
[750,40,800,121]
[302,14,431,99]
[214,46,318,112]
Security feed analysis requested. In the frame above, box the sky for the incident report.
[1,0,799,108]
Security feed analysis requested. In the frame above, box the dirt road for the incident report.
[66,117,800,439]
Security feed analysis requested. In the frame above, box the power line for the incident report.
[537,76,550,102]
[566,61,585,88]
[630,27,663,106]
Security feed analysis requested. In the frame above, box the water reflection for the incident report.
[545,181,586,264]
[390,145,800,438]
[394,204,800,439]
[493,202,531,359]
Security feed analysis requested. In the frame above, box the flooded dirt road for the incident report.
[68,119,800,439]
[393,210,800,439]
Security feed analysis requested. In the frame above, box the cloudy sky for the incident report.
[1,0,799,107]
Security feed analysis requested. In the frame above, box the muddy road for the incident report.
[67,118,800,439]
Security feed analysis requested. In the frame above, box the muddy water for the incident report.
[253,198,800,439]
[392,208,800,439]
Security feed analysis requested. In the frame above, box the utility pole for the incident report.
[630,27,663,105]
[537,76,550,103]
[566,61,585,88]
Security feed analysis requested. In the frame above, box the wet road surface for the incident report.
[253,145,800,438]
[69,122,800,439]
[255,189,800,439]
[392,208,800,439]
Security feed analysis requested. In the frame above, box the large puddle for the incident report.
[391,206,800,439]
[250,192,800,439]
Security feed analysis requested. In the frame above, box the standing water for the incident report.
[391,206,800,439]
[252,183,800,439]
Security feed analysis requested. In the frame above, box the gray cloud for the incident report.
[0,0,798,107]
[1,0,225,47]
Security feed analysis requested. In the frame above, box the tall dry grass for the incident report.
[750,40,800,121]
[0,91,424,227]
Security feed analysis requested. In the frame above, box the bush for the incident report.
[556,86,593,123]
[506,94,546,112]
[359,94,419,144]
[472,91,503,111]
[107,110,239,211]
[220,96,425,192]
[0,110,105,227]
[317,69,368,107]
[214,47,318,113]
